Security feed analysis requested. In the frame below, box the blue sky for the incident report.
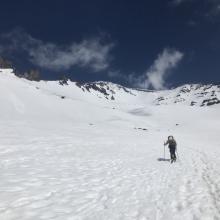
[0,0,220,89]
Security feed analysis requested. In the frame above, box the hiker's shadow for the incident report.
[157,158,170,162]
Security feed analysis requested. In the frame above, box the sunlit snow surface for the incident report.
[0,69,220,220]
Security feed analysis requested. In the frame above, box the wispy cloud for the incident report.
[171,0,189,6]
[130,48,184,90]
[0,28,114,72]
[171,0,220,19]
[187,20,198,27]
[206,0,220,18]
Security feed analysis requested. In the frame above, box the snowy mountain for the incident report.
[5,67,217,107]
[154,84,220,107]
[47,75,220,107]
[74,82,220,107]
[0,68,220,220]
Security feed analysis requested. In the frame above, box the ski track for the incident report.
[0,129,220,220]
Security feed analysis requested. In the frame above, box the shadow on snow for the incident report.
[157,158,170,162]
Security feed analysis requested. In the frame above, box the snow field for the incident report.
[0,70,220,219]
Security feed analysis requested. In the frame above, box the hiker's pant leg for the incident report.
[169,146,176,160]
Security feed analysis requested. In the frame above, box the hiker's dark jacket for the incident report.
[164,139,177,150]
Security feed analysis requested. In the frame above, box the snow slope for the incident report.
[0,69,220,220]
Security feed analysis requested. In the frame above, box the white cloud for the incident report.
[0,29,114,72]
[132,48,184,90]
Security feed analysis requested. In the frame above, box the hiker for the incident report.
[164,136,177,162]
